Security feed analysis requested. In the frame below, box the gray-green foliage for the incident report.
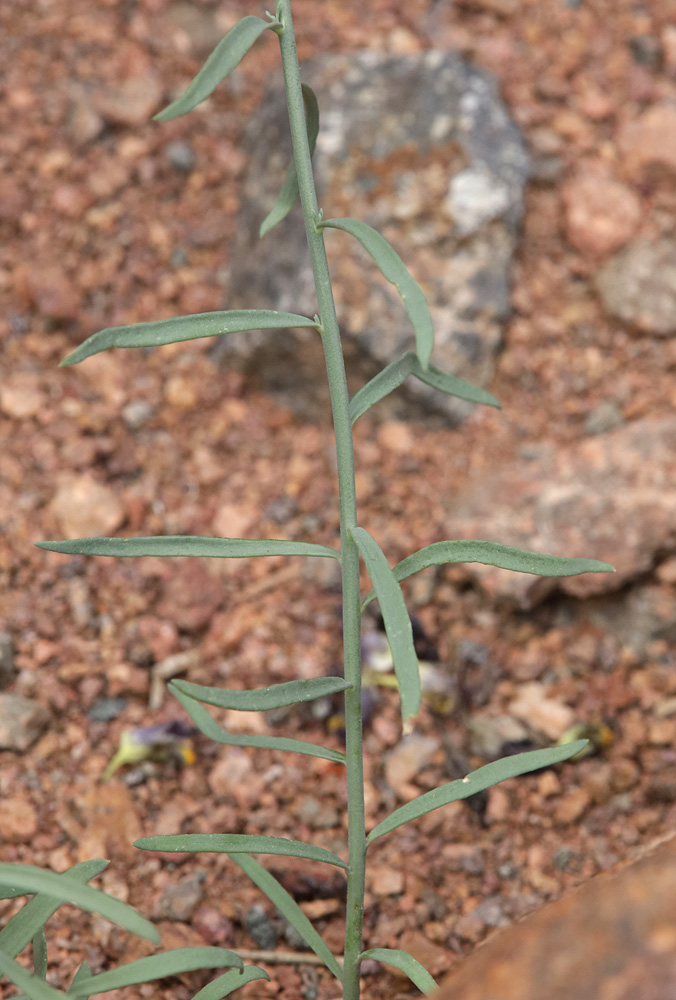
[4,2,615,998]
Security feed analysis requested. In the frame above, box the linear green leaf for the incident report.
[319,218,433,369]
[351,527,420,720]
[349,351,500,424]
[191,967,270,1000]
[59,310,319,366]
[0,861,108,959]
[69,948,243,997]
[0,950,66,1000]
[260,84,320,237]
[363,540,615,608]
[0,865,159,945]
[32,930,48,980]
[367,740,588,843]
[359,949,437,994]
[154,17,278,121]
[36,536,339,561]
[68,963,92,994]
[134,834,347,870]
[172,676,351,712]
[170,683,345,764]
[229,855,343,981]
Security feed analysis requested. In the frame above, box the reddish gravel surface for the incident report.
[2,2,676,999]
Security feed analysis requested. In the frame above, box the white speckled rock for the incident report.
[219,51,529,423]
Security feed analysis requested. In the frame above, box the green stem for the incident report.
[276,3,364,998]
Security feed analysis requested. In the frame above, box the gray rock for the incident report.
[596,238,676,336]
[157,872,205,922]
[0,694,50,751]
[122,399,154,430]
[0,632,15,690]
[245,904,277,949]
[220,51,529,422]
[444,416,676,607]
[165,141,196,173]
[585,400,624,436]
[86,697,127,722]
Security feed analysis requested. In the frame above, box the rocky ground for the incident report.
[1,0,676,998]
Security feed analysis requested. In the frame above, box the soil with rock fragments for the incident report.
[2,2,676,1000]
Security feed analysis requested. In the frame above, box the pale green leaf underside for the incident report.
[351,527,420,721]
[260,83,320,237]
[359,949,438,995]
[349,351,500,424]
[0,951,65,1000]
[155,17,277,121]
[60,310,319,366]
[229,855,343,981]
[69,948,243,997]
[134,834,347,870]
[171,683,346,764]
[36,536,339,561]
[191,967,271,1000]
[32,930,48,980]
[172,676,351,712]
[0,865,159,945]
[0,860,108,958]
[363,540,615,608]
[367,740,588,843]
[320,218,433,369]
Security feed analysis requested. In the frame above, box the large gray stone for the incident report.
[219,51,529,422]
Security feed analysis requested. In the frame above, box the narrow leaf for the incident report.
[134,834,347,870]
[367,740,588,843]
[349,352,500,424]
[0,951,65,1000]
[155,17,277,121]
[363,540,615,608]
[260,84,320,237]
[0,865,159,945]
[229,855,343,981]
[36,536,339,561]
[359,949,437,994]
[69,948,243,998]
[172,676,350,712]
[68,964,92,994]
[0,861,109,959]
[351,527,420,720]
[191,967,270,1000]
[171,683,345,764]
[319,218,433,369]
[32,930,48,980]
[59,310,319,366]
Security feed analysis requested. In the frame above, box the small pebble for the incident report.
[553,847,582,872]
[122,399,154,430]
[86,697,127,722]
[165,141,196,172]
[246,904,277,949]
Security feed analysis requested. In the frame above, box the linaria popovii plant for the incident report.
[1,3,615,998]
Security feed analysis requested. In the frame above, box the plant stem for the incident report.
[276,2,365,997]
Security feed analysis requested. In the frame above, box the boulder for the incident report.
[219,51,529,422]
[444,417,676,607]
[431,834,676,1000]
